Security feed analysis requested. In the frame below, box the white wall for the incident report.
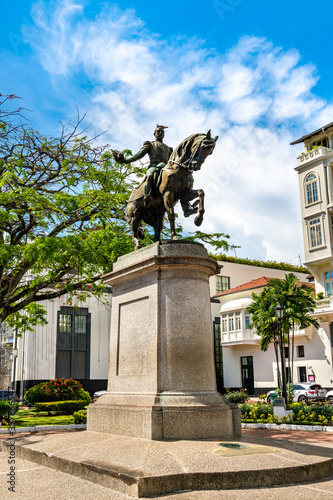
[15,293,111,382]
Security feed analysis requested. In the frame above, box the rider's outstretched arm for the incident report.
[124,141,150,164]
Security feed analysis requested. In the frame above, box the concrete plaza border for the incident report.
[1,430,333,498]
[1,422,333,434]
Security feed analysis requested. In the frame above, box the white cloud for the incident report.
[23,1,333,263]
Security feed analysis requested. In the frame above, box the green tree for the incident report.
[247,287,282,389]
[247,273,319,397]
[0,95,140,331]
[267,273,319,392]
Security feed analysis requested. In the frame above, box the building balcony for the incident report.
[222,328,260,346]
[313,297,333,319]
[297,146,333,166]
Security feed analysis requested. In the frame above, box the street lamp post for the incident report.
[275,302,288,408]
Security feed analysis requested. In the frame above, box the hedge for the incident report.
[73,409,87,424]
[209,253,308,273]
[239,402,333,425]
[34,400,88,415]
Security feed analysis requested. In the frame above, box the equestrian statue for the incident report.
[112,125,218,249]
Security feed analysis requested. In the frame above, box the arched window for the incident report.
[305,173,319,205]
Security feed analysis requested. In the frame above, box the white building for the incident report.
[210,267,330,395]
[291,121,333,390]
[12,292,111,396]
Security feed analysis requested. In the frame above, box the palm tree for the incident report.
[247,273,319,398]
[266,274,319,392]
[247,288,282,389]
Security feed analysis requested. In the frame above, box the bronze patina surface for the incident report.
[113,127,218,249]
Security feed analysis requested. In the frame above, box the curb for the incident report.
[0,424,86,434]
[1,423,331,434]
[242,422,333,432]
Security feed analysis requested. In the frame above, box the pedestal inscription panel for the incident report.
[117,297,150,376]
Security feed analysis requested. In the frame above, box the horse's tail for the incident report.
[125,201,145,240]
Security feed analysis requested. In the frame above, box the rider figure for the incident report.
[116,125,172,206]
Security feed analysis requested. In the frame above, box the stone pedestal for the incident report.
[87,240,240,440]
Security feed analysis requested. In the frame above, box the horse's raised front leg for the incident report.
[163,191,177,239]
[194,189,205,226]
[179,189,205,226]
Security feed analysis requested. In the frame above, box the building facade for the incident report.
[12,292,111,396]
[211,272,330,395]
[292,122,333,390]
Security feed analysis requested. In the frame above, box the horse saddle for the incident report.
[127,165,165,204]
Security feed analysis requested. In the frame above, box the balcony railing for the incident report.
[222,328,260,345]
[316,297,333,310]
[297,146,333,166]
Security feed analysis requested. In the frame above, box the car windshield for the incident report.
[309,384,322,390]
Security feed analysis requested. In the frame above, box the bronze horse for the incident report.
[125,131,218,249]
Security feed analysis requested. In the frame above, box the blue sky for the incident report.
[2,0,333,264]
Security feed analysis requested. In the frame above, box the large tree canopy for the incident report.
[0,94,232,332]
[0,94,140,330]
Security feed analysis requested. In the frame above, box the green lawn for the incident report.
[2,408,75,427]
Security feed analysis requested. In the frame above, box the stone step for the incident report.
[2,431,333,498]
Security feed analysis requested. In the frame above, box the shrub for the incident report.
[224,389,249,404]
[73,409,87,424]
[290,402,333,423]
[0,401,19,423]
[24,383,48,405]
[240,402,333,425]
[25,379,91,405]
[34,400,88,415]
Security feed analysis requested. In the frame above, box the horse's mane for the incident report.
[169,133,206,168]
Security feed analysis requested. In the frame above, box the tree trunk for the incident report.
[291,320,295,389]
[273,335,281,389]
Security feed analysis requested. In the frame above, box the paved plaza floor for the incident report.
[0,427,332,499]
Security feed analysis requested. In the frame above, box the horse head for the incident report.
[169,131,218,171]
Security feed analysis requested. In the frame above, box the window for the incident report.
[305,173,319,205]
[213,317,223,392]
[215,276,230,293]
[298,366,307,383]
[309,217,322,248]
[56,307,90,379]
[221,311,246,336]
[245,314,251,329]
[284,346,289,359]
[297,345,305,358]
[325,271,333,296]
[235,313,241,331]
[307,137,328,150]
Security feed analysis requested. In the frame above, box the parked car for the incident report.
[326,390,333,404]
[93,390,106,399]
[266,383,327,404]
[0,390,18,400]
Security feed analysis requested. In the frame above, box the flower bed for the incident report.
[239,402,333,426]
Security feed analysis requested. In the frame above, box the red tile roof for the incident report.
[213,277,315,298]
